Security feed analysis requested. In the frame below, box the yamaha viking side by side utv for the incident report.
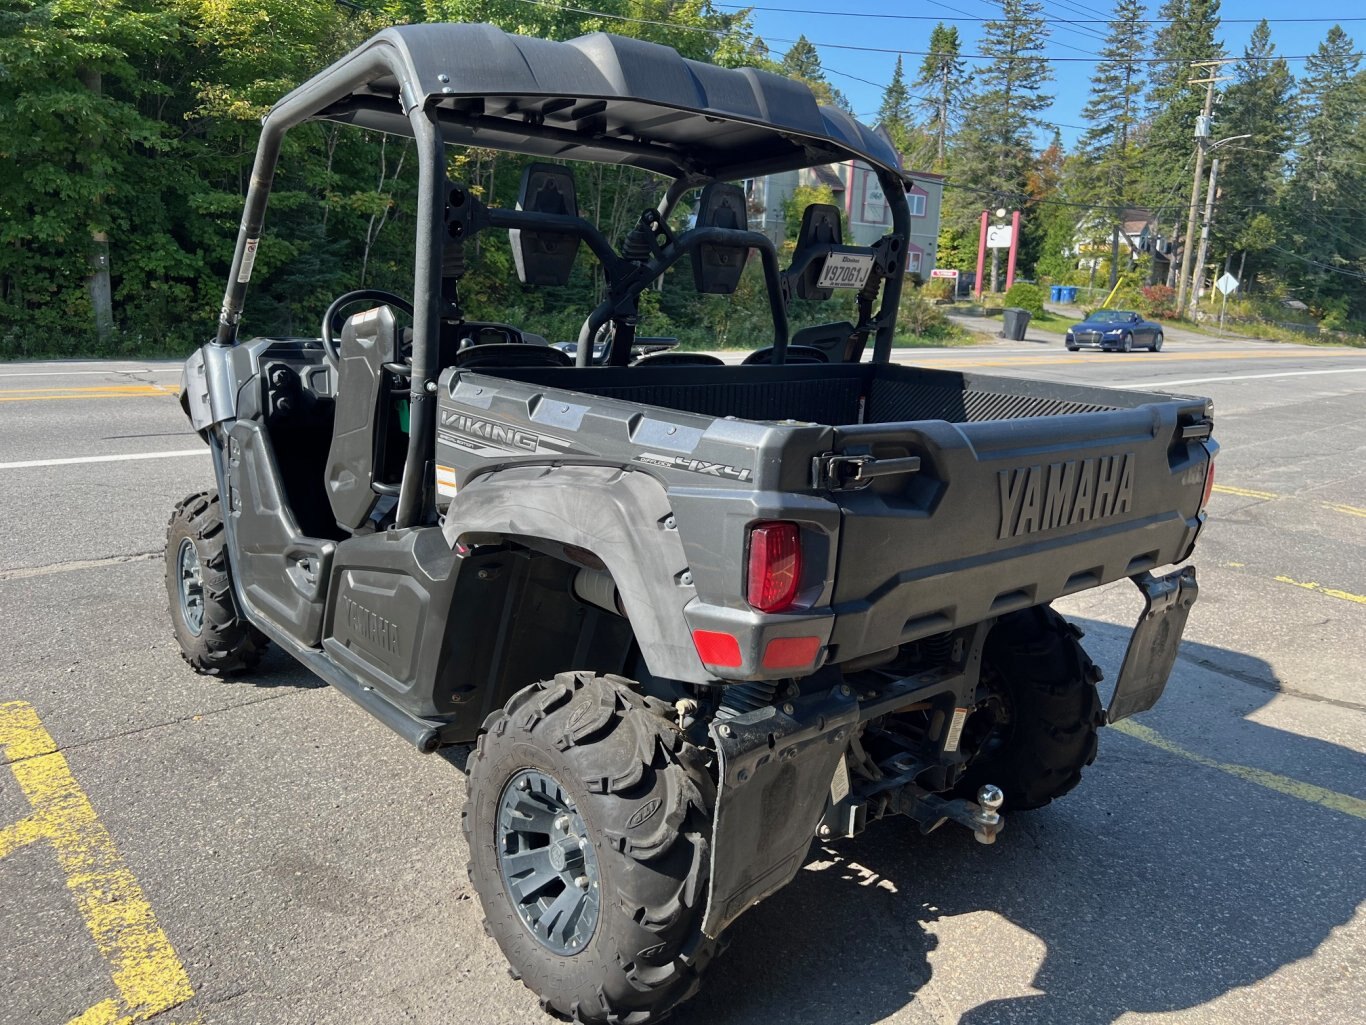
[167,23,1216,1024]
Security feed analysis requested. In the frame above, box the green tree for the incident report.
[1079,0,1147,263]
[912,22,965,168]
[1213,20,1294,287]
[1276,25,1366,315]
[1140,0,1224,209]
[878,57,914,153]
[949,0,1052,241]
[0,0,185,352]
[778,34,849,110]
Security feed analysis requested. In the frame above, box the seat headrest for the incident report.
[691,181,750,295]
[454,343,573,370]
[791,204,845,301]
[509,163,581,286]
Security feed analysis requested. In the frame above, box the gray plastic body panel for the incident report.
[434,362,1214,677]
[277,24,905,183]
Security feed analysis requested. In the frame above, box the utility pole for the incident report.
[1005,209,1021,291]
[974,210,988,299]
[1175,63,1227,320]
[1189,156,1220,315]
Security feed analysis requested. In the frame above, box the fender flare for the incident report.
[442,463,709,683]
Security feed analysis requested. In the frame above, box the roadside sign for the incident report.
[1215,272,1239,296]
[986,225,1014,249]
[930,268,959,279]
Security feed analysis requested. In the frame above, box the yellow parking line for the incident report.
[1272,575,1366,606]
[1211,483,1366,520]
[0,701,198,1025]
[1212,483,1279,501]
[1113,719,1366,820]
[1321,502,1366,519]
[0,384,179,403]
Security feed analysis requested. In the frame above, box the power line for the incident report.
[710,4,1366,27]
[505,0,1355,64]
[1266,244,1366,281]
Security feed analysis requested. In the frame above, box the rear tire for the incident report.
[165,491,268,675]
[465,672,717,1024]
[956,605,1103,811]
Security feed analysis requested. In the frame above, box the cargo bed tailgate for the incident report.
[825,395,1214,659]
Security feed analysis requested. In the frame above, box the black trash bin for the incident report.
[1001,307,1032,340]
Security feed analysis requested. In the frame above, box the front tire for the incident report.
[165,490,268,675]
[465,673,717,1024]
[1121,332,1133,353]
[956,606,1103,811]
[1152,332,1164,352]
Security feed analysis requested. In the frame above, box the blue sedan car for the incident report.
[1065,310,1164,352]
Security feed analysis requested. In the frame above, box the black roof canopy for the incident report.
[279,22,906,184]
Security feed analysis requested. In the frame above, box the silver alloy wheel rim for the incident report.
[497,768,601,955]
[177,537,205,636]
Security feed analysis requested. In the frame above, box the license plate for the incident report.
[1107,567,1198,723]
[817,252,874,289]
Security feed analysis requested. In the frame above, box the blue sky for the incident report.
[717,0,1361,153]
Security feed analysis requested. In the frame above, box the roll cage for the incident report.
[212,23,914,532]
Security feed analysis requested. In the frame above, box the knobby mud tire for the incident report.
[465,672,718,1024]
[165,490,268,675]
[958,605,1104,811]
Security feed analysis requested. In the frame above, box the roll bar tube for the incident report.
[871,167,911,363]
[215,48,392,346]
[575,227,789,367]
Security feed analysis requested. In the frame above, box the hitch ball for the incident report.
[972,784,1005,845]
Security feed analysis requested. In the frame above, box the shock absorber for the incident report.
[921,631,954,665]
[714,680,781,720]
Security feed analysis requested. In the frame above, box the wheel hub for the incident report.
[497,769,601,955]
[176,538,205,636]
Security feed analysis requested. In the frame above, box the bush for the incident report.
[1140,284,1177,319]
[1002,282,1046,317]
[923,277,954,301]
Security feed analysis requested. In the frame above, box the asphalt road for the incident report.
[1,333,1363,1025]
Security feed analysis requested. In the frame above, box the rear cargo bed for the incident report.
[480,361,1189,427]
[448,360,1214,664]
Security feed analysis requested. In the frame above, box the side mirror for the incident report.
[509,163,581,286]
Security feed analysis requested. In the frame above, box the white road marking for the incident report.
[0,449,205,471]
[1105,366,1366,389]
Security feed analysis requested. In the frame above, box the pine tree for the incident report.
[952,0,1053,214]
[1141,0,1225,210]
[778,34,850,110]
[781,35,823,81]
[1080,0,1146,209]
[913,23,966,167]
[1278,26,1366,315]
[878,56,914,153]
[1214,20,1294,282]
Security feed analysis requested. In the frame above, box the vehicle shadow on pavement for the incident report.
[239,646,328,689]
[677,623,1366,1025]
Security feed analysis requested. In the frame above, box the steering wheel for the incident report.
[320,289,414,364]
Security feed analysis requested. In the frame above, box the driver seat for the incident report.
[325,306,404,533]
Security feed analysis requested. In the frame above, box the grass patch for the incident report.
[894,325,982,347]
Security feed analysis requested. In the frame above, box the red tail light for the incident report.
[1201,459,1216,510]
[747,522,802,613]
